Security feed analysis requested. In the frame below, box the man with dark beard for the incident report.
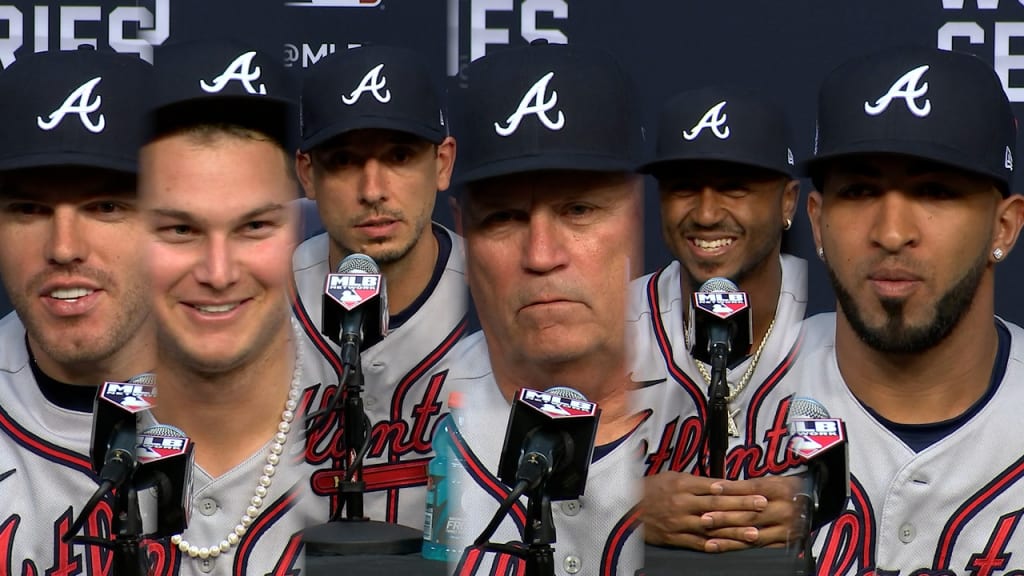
[628,88,806,553]
[795,46,1024,574]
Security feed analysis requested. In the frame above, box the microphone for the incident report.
[787,397,850,532]
[136,424,195,537]
[497,387,600,499]
[90,373,157,488]
[689,277,753,366]
[322,252,389,366]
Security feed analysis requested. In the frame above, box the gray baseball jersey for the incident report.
[628,254,808,479]
[793,313,1024,575]
[291,225,468,529]
[441,332,645,576]
[0,312,113,573]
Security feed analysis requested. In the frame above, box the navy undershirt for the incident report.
[865,320,1010,453]
[26,335,96,413]
[388,223,451,330]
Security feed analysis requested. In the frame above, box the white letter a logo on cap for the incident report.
[495,71,565,137]
[200,51,267,95]
[342,63,392,105]
[682,101,730,141]
[864,65,931,118]
[37,76,105,134]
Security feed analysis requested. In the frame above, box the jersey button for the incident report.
[198,557,216,573]
[560,500,581,516]
[898,523,915,543]
[365,396,378,408]
[563,555,581,574]
[197,498,219,516]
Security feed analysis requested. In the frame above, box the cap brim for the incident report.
[456,153,636,185]
[638,153,793,178]
[801,139,1009,188]
[0,152,136,174]
[300,116,445,152]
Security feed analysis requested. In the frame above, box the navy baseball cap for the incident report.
[148,39,294,146]
[806,46,1016,193]
[299,45,446,152]
[640,87,795,177]
[451,41,644,184]
[0,49,150,174]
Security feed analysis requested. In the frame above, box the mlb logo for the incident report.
[520,388,597,419]
[789,418,845,459]
[694,291,749,320]
[137,435,191,464]
[100,381,157,413]
[325,273,382,311]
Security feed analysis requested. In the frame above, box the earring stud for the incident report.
[994,248,1005,261]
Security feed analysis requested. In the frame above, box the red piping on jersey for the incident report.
[233,485,300,576]
[743,326,804,446]
[818,476,874,573]
[0,403,93,474]
[386,317,468,523]
[290,281,344,378]
[646,268,707,420]
[456,546,485,575]
[448,425,528,532]
[601,505,641,576]
[934,453,1024,569]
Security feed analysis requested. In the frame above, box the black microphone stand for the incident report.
[67,482,147,576]
[707,341,730,479]
[521,486,556,576]
[302,337,423,556]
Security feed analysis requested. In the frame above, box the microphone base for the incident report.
[302,519,424,556]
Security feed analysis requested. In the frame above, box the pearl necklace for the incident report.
[170,320,304,560]
[686,313,775,438]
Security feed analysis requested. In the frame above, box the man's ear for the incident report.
[295,150,317,201]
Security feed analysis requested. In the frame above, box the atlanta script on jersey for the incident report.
[793,313,1024,576]
[290,226,468,529]
[628,255,808,480]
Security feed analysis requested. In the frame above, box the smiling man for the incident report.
[438,41,647,575]
[291,45,466,529]
[137,41,314,575]
[0,50,154,571]
[794,46,1024,574]
[628,88,806,553]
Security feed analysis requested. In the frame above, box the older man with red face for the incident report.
[434,41,648,576]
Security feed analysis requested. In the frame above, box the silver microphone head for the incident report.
[336,253,380,275]
[699,277,739,293]
[789,397,831,419]
[543,386,588,402]
[140,424,187,438]
[127,373,157,386]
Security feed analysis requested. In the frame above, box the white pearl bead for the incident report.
[274,432,287,444]
[178,540,190,552]
[285,399,297,411]
[171,534,182,545]
[234,524,247,537]
[282,410,294,423]
[198,547,210,559]
[289,388,300,400]
[220,540,231,552]
[259,475,272,487]
[241,514,253,527]
[210,546,221,558]
[227,533,240,546]
[188,545,199,558]
[278,421,291,433]
[256,486,268,498]
[246,505,259,518]
[270,443,284,455]
[267,453,280,466]
[251,495,263,507]
[263,464,276,477]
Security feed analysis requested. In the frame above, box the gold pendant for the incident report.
[727,407,741,437]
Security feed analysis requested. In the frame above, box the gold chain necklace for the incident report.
[686,315,776,438]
